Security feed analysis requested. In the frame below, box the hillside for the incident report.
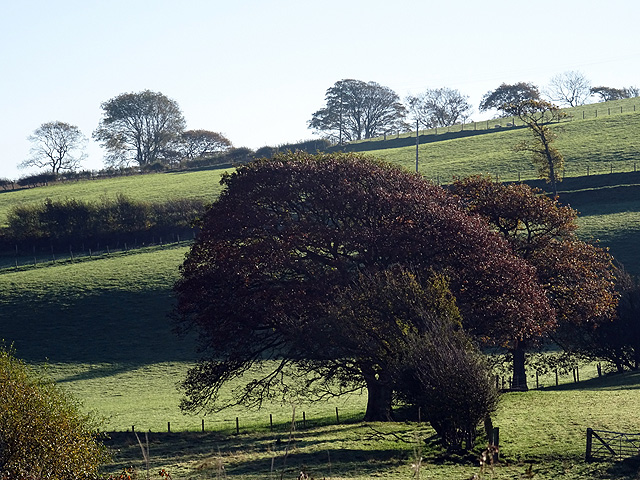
[337,97,640,183]
[1,97,640,366]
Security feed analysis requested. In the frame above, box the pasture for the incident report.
[0,167,231,227]
[43,361,640,479]
[2,98,640,478]
[3,246,640,478]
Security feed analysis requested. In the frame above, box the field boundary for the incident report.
[585,428,640,461]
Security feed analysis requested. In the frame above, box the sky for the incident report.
[1,0,639,180]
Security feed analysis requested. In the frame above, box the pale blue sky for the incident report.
[1,0,639,179]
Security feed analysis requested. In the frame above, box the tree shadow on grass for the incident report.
[543,370,640,392]
[103,426,419,479]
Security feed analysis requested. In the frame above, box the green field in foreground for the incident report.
[38,361,640,480]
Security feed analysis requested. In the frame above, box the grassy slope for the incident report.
[366,109,640,183]
[0,167,231,226]
[83,369,640,479]
[0,244,192,364]
[2,99,640,478]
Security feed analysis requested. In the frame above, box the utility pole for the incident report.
[415,119,419,173]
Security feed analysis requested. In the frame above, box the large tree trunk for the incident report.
[511,339,529,391]
[362,373,394,421]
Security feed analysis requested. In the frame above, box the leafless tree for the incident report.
[20,121,87,175]
[546,71,591,107]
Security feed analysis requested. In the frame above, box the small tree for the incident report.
[590,86,640,102]
[398,332,499,450]
[0,347,110,479]
[20,121,87,175]
[546,71,591,107]
[172,130,232,160]
[590,86,628,102]
[501,99,566,196]
[406,88,472,128]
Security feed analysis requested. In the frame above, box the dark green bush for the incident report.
[2,195,207,251]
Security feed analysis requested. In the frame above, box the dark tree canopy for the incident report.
[452,176,618,388]
[21,121,87,174]
[569,268,640,372]
[479,82,540,112]
[173,152,552,420]
[308,79,407,143]
[590,86,639,102]
[93,90,186,167]
[406,88,472,128]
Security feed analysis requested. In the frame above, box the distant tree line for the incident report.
[0,194,207,252]
[308,73,640,143]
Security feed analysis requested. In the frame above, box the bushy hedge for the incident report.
[2,194,207,250]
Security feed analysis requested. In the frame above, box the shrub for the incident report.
[0,178,15,191]
[0,347,110,479]
[398,331,500,451]
[17,172,57,188]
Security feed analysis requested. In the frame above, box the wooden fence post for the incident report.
[236,417,239,434]
[586,428,593,461]
[270,413,273,431]
[336,407,340,424]
[492,427,500,463]
[168,422,171,433]
[202,419,205,433]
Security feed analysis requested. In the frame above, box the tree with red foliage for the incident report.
[173,153,552,420]
[452,175,618,389]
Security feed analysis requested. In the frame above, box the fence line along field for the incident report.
[2,97,640,478]
[47,362,640,479]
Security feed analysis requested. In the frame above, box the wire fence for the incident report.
[377,101,640,140]
[114,406,367,435]
[0,235,195,271]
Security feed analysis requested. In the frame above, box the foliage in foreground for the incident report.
[0,347,110,479]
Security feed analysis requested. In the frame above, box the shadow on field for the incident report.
[54,363,144,384]
[103,425,412,478]
[606,455,640,479]
[544,370,640,392]
[3,287,196,364]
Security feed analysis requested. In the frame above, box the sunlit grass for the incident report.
[0,168,230,226]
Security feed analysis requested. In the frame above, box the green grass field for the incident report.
[2,98,640,478]
[0,167,231,227]
[0,244,192,363]
[41,361,640,480]
[367,109,640,184]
